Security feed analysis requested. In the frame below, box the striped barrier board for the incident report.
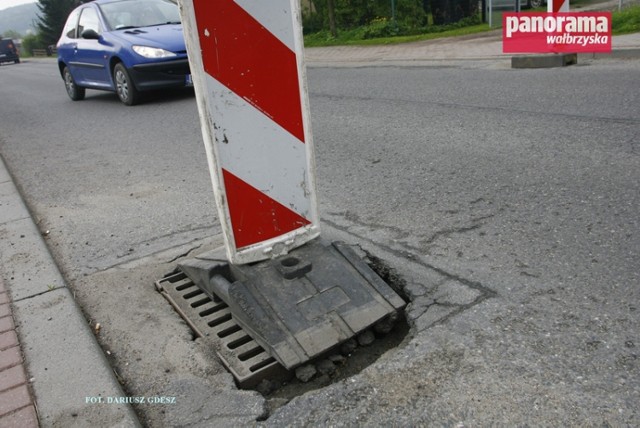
[178,0,320,264]
[549,0,569,12]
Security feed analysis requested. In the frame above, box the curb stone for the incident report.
[0,155,141,427]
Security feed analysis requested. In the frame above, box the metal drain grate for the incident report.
[155,270,286,388]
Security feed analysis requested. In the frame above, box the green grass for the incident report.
[304,4,640,47]
[304,23,493,47]
[612,4,640,35]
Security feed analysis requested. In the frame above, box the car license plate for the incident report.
[0,54,6,58]
[185,74,193,87]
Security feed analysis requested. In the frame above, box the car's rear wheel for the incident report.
[114,63,139,106]
[63,66,85,101]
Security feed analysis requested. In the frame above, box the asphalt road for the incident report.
[0,60,216,279]
[1,57,639,425]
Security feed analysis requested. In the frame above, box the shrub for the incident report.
[612,4,640,35]
[21,33,47,56]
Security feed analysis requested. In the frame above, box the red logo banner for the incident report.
[503,12,612,53]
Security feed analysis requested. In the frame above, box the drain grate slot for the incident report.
[218,325,243,338]
[156,270,285,388]
[175,281,194,291]
[250,357,277,373]
[189,297,211,308]
[227,334,253,349]
[183,289,204,299]
[207,313,232,327]
[238,346,264,362]
[199,302,227,317]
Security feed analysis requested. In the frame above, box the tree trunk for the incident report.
[327,0,337,37]
[432,0,477,25]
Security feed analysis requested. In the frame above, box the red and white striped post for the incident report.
[177,0,320,264]
[549,0,569,13]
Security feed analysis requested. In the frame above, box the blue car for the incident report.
[57,0,191,105]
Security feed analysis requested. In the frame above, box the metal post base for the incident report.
[178,239,406,370]
[511,53,578,69]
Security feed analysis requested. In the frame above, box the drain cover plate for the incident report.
[178,240,406,370]
[155,271,285,388]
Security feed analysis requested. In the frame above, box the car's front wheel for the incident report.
[63,66,85,101]
[114,63,139,106]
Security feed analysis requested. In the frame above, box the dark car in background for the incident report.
[56,0,190,105]
[0,38,20,65]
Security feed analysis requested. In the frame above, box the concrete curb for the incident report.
[511,53,578,68]
[0,156,140,427]
[581,47,640,60]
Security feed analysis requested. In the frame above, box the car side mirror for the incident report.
[81,29,100,40]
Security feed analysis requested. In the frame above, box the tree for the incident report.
[21,33,44,55]
[304,0,427,35]
[429,0,478,25]
[326,0,337,37]
[36,0,79,46]
[2,30,23,39]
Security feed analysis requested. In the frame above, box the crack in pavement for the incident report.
[322,217,497,298]
[311,91,640,125]
[166,244,203,264]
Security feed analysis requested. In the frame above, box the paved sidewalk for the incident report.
[0,277,38,427]
[304,0,640,67]
[0,156,140,428]
[305,32,640,67]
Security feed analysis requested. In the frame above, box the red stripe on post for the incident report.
[222,169,311,249]
[193,0,305,142]
[552,0,564,12]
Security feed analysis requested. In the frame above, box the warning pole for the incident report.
[549,0,569,12]
[178,0,320,264]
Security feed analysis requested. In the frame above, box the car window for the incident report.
[61,8,81,39]
[78,7,101,37]
[101,0,180,30]
[0,39,17,52]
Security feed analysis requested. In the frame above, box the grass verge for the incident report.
[304,23,493,47]
[305,4,640,47]
[612,4,640,35]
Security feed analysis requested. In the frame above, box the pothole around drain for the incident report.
[250,252,411,418]
[155,249,412,419]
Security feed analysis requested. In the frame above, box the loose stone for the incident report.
[357,330,375,346]
[295,364,317,383]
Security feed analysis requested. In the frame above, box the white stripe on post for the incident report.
[210,77,312,218]
[178,0,320,264]
[233,0,296,51]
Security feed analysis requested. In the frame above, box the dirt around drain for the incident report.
[255,312,410,418]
